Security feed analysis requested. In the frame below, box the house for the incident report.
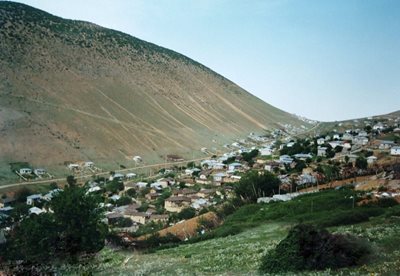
[191,198,209,210]
[328,141,343,149]
[34,168,46,176]
[228,162,242,172]
[358,131,368,137]
[110,194,121,202]
[212,172,226,184]
[196,189,216,198]
[157,177,174,187]
[136,182,148,189]
[0,206,13,215]
[297,174,316,186]
[279,155,293,164]
[106,212,123,225]
[123,211,149,224]
[342,133,354,141]
[391,146,400,156]
[0,197,15,208]
[84,161,95,168]
[26,194,42,205]
[133,156,142,162]
[293,153,312,160]
[317,138,325,145]
[177,188,197,197]
[86,186,102,194]
[19,168,32,175]
[373,122,385,131]
[164,196,191,212]
[317,147,327,157]
[149,214,169,224]
[367,156,378,164]
[212,163,225,170]
[145,192,161,201]
[260,148,272,156]
[264,162,280,172]
[379,140,395,150]
[126,173,137,179]
[333,134,341,140]
[68,164,80,171]
[199,170,211,180]
[185,168,201,176]
[353,136,368,145]
[110,173,124,181]
[29,207,45,215]
[43,189,62,201]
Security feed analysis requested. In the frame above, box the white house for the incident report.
[19,168,32,175]
[260,148,272,156]
[279,155,293,164]
[136,182,148,189]
[333,134,341,140]
[317,147,327,157]
[33,168,46,176]
[110,173,124,181]
[228,162,242,172]
[84,161,94,168]
[29,207,45,215]
[26,194,42,205]
[294,153,313,160]
[367,156,378,164]
[68,164,80,170]
[126,173,137,179]
[213,172,226,184]
[133,156,142,162]
[317,138,325,145]
[391,146,400,156]
[43,189,62,201]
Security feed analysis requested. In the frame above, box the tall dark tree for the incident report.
[51,185,108,257]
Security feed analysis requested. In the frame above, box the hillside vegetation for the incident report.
[56,189,400,275]
[0,2,308,180]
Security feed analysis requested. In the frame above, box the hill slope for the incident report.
[0,2,309,174]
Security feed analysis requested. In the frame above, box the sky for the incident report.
[12,0,400,121]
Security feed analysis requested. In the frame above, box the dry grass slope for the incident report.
[0,2,309,179]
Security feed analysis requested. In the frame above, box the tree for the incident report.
[355,157,368,170]
[126,188,136,197]
[115,196,132,206]
[66,175,77,186]
[178,207,196,220]
[50,185,108,258]
[105,180,124,193]
[234,171,281,202]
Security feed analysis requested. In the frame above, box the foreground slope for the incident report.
[0,2,308,174]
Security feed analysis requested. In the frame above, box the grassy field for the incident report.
[56,189,400,275]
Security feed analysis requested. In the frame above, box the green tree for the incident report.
[234,171,281,202]
[126,188,136,197]
[355,157,368,170]
[116,196,133,206]
[5,213,58,262]
[178,207,196,220]
[105,180,124,193]
[50,185,107,258]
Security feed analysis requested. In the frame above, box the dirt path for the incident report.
[0,157,209,191]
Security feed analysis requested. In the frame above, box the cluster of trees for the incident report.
[3,178,108,264]
[234,171,281,202]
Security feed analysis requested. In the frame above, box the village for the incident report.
[1,117,400,242]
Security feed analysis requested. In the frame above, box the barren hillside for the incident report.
[0,2,309,177]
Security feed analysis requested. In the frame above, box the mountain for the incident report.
[0,2,310,176]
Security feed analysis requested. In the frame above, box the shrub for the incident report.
[259,224,371,273]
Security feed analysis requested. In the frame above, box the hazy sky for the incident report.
[12,0,400,121]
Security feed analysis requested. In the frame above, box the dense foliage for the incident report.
[4,184,108,263]
[234,171,281,202]
[259,224,371,273]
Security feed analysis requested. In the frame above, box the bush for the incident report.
[259,224,371,273]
